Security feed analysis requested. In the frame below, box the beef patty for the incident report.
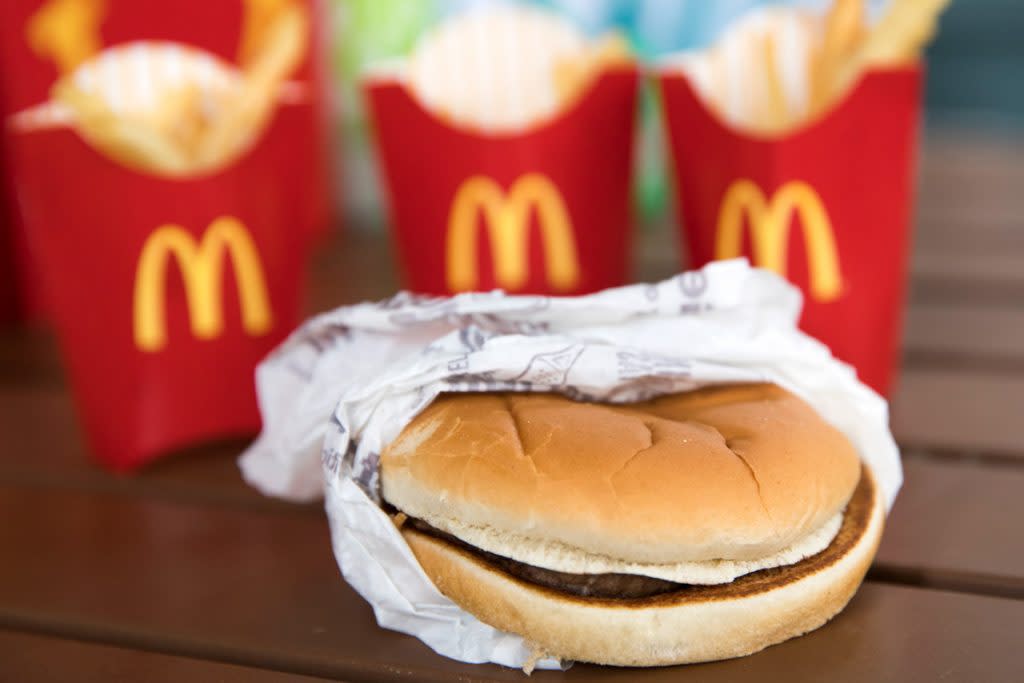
[403,516,681,599]
[389,467,870,603]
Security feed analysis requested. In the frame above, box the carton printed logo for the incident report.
[133,217,273,352]
[715,179,842,302]
[446,173,581,293]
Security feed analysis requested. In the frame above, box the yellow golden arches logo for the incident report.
[715,179,842,302]
[133,216,273,352]
[446,173,581,292]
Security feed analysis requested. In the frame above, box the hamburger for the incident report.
[380,383,883,666]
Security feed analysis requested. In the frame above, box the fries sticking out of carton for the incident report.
[658,0,949,395]
[364,4,639,296]
[398,5,633,133]
[812,0,869,118]
[666,0,949,136]
[12,2,308,177]
[829,0,951,105]
[1,0,330,469]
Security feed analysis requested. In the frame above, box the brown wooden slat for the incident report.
[892,369,1024,456]
[0,485,537,683]
[903,303,1024,362]
[912,228,1024,278]
[875,457,1024,598]
[915,192,1024,236]
[1,486,1023,682]
[912,245,1024,291]
[306,228,399,313]
[917,205,1024,236]
[0,326,62,386]
[0,630,335,683]
[910,131,1024,289]
[0,386,306,513]
[918,131,1024,188]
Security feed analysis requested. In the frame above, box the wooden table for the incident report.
[2,130,1023,682]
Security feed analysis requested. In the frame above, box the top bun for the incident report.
[381,384,861,563]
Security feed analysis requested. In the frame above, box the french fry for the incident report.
[52,79,193,176]
[148,84,211,153]
[860,0,951,63]
[25,0,106,74]
[553,32,632,108]
[832,0,951,101]
[811,0,866,115]
[239,0,295,67]
[196,2,308,171]
[761,33,789,134]
[706,45,729,122]
[824,0,866,60]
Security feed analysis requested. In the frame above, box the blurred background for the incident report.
[2,0,1022,466]
[331,0,1024,228]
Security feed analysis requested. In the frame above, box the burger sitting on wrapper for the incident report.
[240,263,901,670]
[380,386,881,666]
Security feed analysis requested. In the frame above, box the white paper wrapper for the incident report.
[240,259,901,670]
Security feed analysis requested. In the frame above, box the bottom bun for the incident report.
[402,465,883,667]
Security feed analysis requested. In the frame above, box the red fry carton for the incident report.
[364,21,639,298]
[660,67,922,396]
[0,0,332,469]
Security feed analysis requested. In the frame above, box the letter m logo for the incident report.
[446,173,581,292]
[133,216,274,352]
[715,179,843,302]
